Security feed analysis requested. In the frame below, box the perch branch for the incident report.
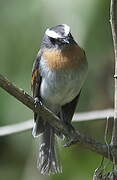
[0,74,114,161]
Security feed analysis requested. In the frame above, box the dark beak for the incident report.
[63,38,69,44]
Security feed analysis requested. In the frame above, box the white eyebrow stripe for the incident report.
[62,24,70,36]
[45,29,62,39]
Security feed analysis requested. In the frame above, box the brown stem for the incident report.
[0,73,114,162]
[110,0,117,147]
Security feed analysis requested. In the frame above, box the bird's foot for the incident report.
[64,124,80,147]
[34,97,43,108]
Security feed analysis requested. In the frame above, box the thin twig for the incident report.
[110,0,117,147]
[0,120,33,136]
[0,109,114,136]
[0,74,115,162]
[73,109,113,122]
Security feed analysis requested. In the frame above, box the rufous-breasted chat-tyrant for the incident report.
[31,24,88,175]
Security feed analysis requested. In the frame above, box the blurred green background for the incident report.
[0,0,114,179]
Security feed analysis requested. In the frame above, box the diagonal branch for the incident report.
[0,74,72,138]
[0,74,114,161]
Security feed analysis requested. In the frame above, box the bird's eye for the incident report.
[68,32,72,37]
[50,37,56,44]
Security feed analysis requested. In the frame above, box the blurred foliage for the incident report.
[0,0,114,179]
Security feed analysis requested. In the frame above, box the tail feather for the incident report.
[37,123,62,175]
[32,115,44,137]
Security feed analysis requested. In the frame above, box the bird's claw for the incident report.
[64,135,80,147]
[64,124,80,147]
[34,97,42,108]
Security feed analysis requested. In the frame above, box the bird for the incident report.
[31,24,88,175]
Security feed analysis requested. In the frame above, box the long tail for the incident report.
[37,123,62,175]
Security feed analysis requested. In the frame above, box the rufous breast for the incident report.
[43,44,86,70]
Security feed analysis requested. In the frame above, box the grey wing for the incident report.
[31,51,44,137]
[31,51,42,98]
[60,90,81,124]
